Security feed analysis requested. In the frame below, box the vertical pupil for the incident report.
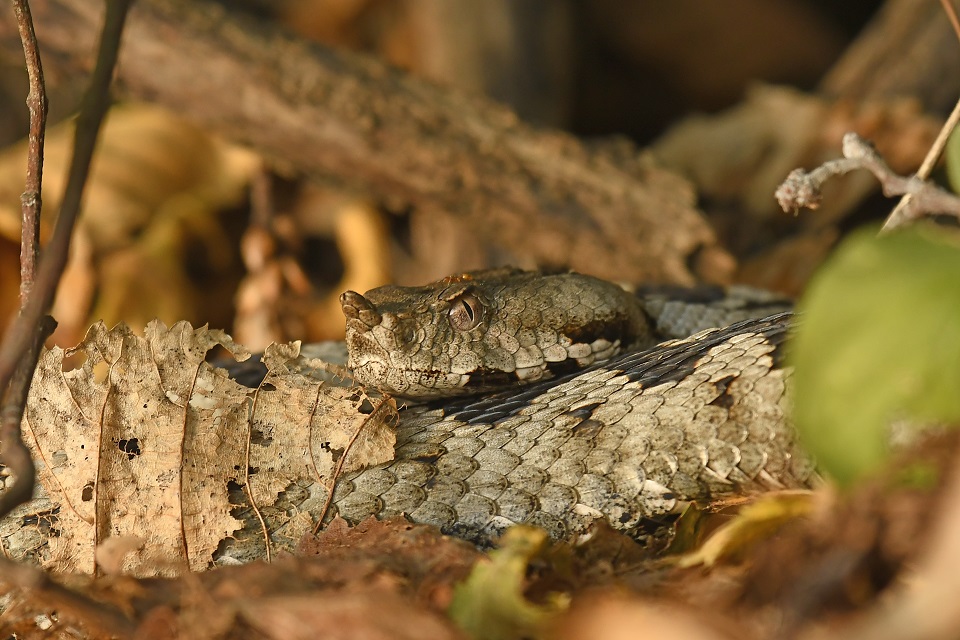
[461,300,474,320]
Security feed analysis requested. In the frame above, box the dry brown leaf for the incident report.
[248,342,396,508]
[20,321,392,576]
[0,104,258,253]
[23,322,251,575]
[653,85,939,226]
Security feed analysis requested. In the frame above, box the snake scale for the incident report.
[0,268,817,570]
[320,268,815,544]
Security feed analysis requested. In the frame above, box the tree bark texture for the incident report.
[0,0,729,286]
[820,0,960,113]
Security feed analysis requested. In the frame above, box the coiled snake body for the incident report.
[0,269,815,572]
[330,269,814,544]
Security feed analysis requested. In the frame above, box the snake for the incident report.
[0,268,815,569]
[324,268,815,545]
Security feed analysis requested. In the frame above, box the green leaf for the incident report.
[790,226,960,486]
[945,128,960,194]
[448,526,568,640]
[664,502,707,555]
[674,491,814,568]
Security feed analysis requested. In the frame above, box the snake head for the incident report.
[340,269,653,399]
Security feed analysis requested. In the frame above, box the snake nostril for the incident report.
[400,323,417,346]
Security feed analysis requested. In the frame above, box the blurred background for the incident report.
[0,0,951,350]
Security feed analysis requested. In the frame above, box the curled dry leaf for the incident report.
[17,321,395,576]
[449,526,569,640]
[673,491,815,568]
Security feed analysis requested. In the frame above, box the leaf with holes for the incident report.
[19,321,391,575]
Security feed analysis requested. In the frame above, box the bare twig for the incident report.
[244,377,273,563]
[880,97,960,231]
[11,0,47,304]
[314,395,396,534]
[0,0,132,521]
[0,0,50,524]
[876,1,960,231]
[776,132,960,226]
[0,0,130,391]
[940,0,960,43]
[784,2,960,234]
[879,1,960,231]
[0,316,55,516]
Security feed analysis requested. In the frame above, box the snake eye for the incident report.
[448,293,483,331]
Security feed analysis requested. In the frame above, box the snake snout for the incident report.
[340,291,382,329]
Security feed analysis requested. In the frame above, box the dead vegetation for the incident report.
[1,1,960,638]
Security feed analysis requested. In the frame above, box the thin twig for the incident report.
[244,378,272,563]
[0,0,132,521]
[11,0,47,304]
[0,0,50,523]
[783,1,960,234]
[314,395,395,534]
[880,97,960,232]
[0,0,131,394]
[0,316,55,517]
[880,2,960,233]
[776,132,960,225]
[940,0,960,43]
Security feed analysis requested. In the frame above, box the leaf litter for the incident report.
[1,318,956,638]
[18,320,394,576]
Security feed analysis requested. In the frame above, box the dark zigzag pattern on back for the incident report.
[443,311,793,425]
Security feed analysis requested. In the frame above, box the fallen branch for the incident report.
[0,0,726,286]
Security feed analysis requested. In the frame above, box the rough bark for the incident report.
[0,0,729,286]
[820,0,960,113]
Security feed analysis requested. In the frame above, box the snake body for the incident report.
[0,269,815,569]
[328,270,814,544]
